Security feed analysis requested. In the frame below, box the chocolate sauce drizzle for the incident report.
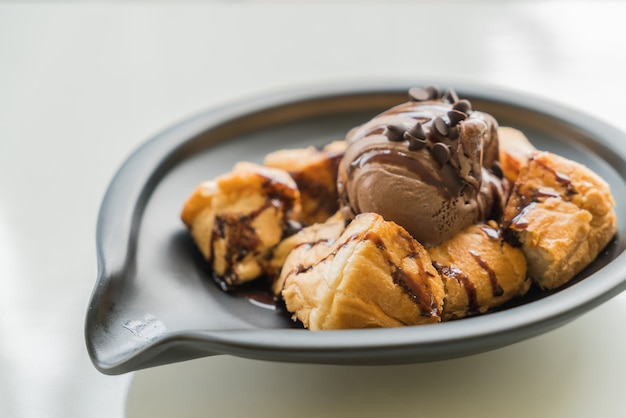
[469,250,504,297]
[435,262,479,314]
[535,157,572,186]
[210,179,299,287]
[366,230,440,318]
[504,154,577,237]
[288,153,342,223]
[281,225,440,320]
[433,242,505,317]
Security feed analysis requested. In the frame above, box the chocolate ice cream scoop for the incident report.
[337,86,505,247]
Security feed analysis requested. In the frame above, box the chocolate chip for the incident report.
[407,121,426,140]
[425,85,441,99]
[385,125,405,142]
[406,134,427,151]
[447,109,467,127]
[433,117,449,137]
[432,143,450,164]
[443,88,459,104]
[448,126,459,139]
[452,99,472,114]
[408,87,431,102]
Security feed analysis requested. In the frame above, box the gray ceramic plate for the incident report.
[85,82,626,375]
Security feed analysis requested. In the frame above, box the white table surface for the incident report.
[1,1,625,417]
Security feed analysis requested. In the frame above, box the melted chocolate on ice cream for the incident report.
[337,86,506,247]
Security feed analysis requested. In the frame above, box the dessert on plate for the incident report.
[180,86,617,330]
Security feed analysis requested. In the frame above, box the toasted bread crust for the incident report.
[280,213,445,329]
[503,151,616,289]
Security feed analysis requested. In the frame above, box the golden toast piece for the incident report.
[502,151,616,289]
[181,162,302,287]
[264,141,346,225]
[269,211,347,294]
[428,223,530,320]
[498,126,537,182]
[279,212,445,330]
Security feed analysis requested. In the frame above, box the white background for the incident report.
[1,1,625,417]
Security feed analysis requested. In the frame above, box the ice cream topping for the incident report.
[337,87,505,247]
